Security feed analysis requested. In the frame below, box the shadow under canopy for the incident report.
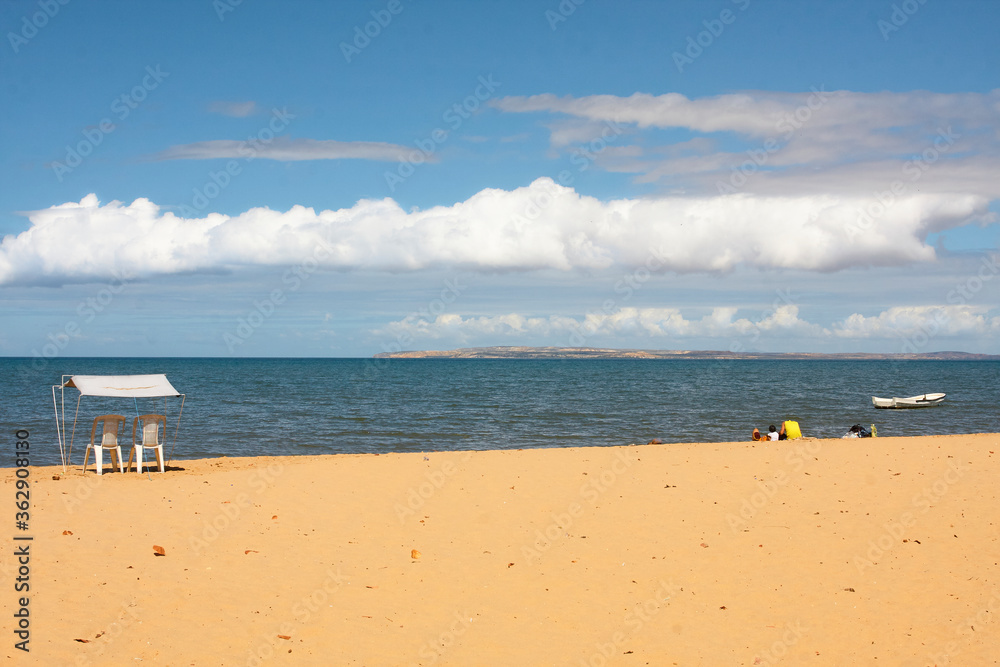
[52,374,186,473]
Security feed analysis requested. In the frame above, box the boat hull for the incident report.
[872,393,946,409]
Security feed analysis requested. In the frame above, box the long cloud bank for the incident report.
[493,90,1000,198]
[374,305,1000,343]
[0,179,989,286]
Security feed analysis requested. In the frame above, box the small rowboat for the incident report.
[871,393,946,409]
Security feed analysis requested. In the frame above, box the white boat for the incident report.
[871,393,946,409]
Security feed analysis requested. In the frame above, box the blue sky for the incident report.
[1,0,999,359]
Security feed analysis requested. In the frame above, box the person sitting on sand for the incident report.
[778,420,801,440]
[767,425,779,441]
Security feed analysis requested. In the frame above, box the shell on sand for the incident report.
[410,549,421,559]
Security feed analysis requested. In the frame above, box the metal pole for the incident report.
[168,394,185,466]
[52,385,65,472]
[68,394,83,467]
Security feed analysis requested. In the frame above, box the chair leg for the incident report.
[94,447,104,475]
[155,447,165,473]
[136,445,145,473]
[114,447,124,473]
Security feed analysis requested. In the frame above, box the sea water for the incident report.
[2,357,998,467]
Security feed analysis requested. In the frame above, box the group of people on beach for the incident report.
[751,420,801,441]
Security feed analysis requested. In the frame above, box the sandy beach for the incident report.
[3,433,999,665]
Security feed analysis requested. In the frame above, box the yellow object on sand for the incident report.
[783,420,802,439]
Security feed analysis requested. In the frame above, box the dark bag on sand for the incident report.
[850,424,873,438]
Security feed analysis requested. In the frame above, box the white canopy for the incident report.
[53,373,186,472]
[63,374,181,398]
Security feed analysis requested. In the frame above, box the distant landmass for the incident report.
[373,346,1000,360]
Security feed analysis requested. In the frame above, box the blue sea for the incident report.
[2,357,999,468]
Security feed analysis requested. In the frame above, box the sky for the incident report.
[1,0,999,359]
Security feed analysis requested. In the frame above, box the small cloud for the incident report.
[499,132,531,143]
[208,101,258,117]
[148,137,418,163]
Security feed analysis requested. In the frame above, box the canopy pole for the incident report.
[52,384,66,472]
[68,394,83,467]
[62,377,69,469]
[167,394,185,467]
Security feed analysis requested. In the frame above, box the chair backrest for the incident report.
[133,415,166,446]
[91,415,126,448]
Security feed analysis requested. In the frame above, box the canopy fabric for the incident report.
[63,374,181,398]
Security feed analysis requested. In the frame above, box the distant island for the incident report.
[374,346,1000,360]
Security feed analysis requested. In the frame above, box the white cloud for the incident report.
[494,89,1000,144]
[833,306,1000,339]
[494,91,792,135]
[0,180,989,286]
[151,136,417,162]
[375,305,828,343]
[207,100,258,117]
[494,89,1000,198]
[376,304,1000,347]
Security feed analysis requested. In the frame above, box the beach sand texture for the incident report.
[3,433,999,665]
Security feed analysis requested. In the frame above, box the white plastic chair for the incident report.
[82,415,126,475]
[128,414,166,473]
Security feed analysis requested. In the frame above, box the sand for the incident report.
[2,433,999,666]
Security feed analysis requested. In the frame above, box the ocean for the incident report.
[3,357,999,468]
